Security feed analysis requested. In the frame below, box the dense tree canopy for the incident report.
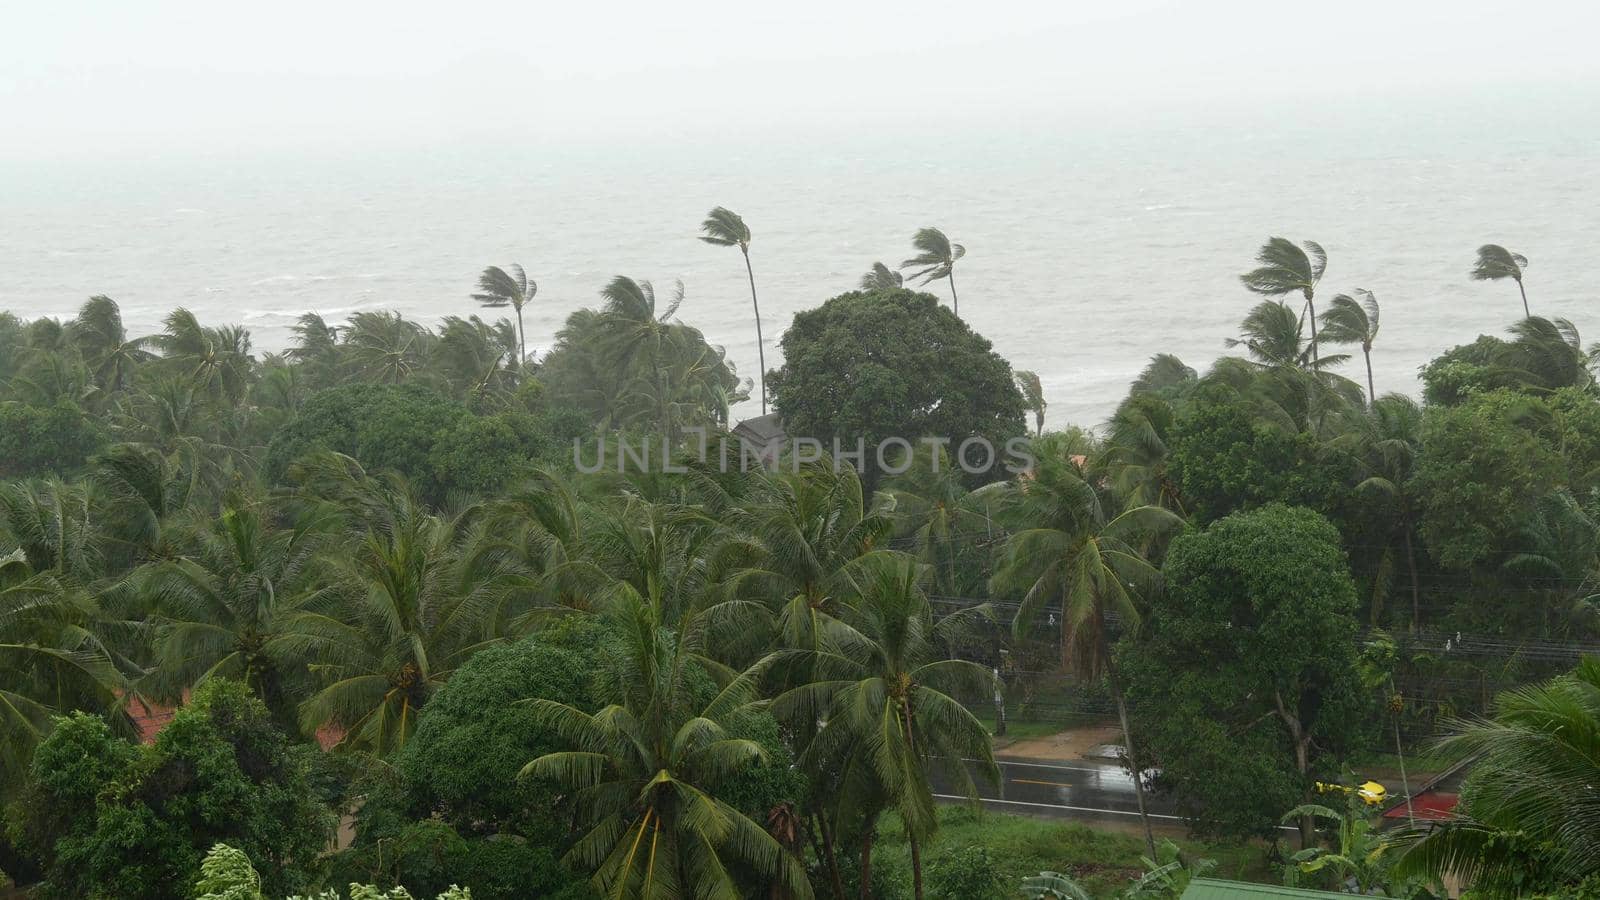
[769,288,1025,487]
[1122,504,1376,841]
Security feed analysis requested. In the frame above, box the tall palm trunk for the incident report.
[743,248,767,415]
[816,813,847,900]
[514,304,527,363]
[859,811,878,900]
[1403,526,1421,633]
[1517,279,1530,318]
[1362,346,1376,407]
[902,700,925,900]
[1102,631,1157,859]
[947,269,960,318]
[1304,293,1319,368]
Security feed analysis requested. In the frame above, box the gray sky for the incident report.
[4,0,1597,159]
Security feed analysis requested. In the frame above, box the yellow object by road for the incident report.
[1314,780,1388,807]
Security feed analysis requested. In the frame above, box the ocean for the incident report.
[4,88,1597,428]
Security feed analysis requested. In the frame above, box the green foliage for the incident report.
[0,402,103,478]
[1122,504,1378,839]
[1414,389,1561,569]
[769,288,1025,487]
[1167,391,1355,526]
[1388,659,1600,895]
[8,680,333,900]
[926,844,1004,899]
[264,383,468,494]
[330,821,577,900]
[395,619,610,839]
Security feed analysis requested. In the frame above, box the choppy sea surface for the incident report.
[4,90,1597,427]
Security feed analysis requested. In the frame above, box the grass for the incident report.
[868,805,1272,898]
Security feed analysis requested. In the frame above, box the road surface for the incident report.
[936,755,1184,826]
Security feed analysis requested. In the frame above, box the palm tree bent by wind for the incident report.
[472,263,536,363]
[902,227,966,316]
[699,207,768,415]
[1471,244,1530,318]
[860,262,904,291]
[1241,237,1327,368]
[1319,289,1382,405]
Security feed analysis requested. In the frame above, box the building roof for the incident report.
[1181,878,1353,899]
[1381,790,1460,820]
[731,412,786,444]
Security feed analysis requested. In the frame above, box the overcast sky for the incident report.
[4,0,1597,160]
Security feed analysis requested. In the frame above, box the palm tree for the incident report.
[901,228,966,316]
[341,311,431,385]
[0,552,131,776]
[1318,289,1382,404]
[472,263,536,363]
[1471,244,1530,317]
[140,494,335,722]
[699,208,768,415]
[1241,238,1328,367]
[155,308,255,404]
[1014,370,1046,436]
[521,586,813,899]
[279,468,501,755]
[1097,392,1187,515]
[599,276,688,439]
[1387,659,1600,892]
[990,450,1183,857]
[69,296,155,394]
[773,556,998,900]
[1498,316,1594,393]
[859,263,903,291]
[432,314,520,408]
[881,450,1004,597]
[1343,395,1426,630]
[1226,301,1324,370]
[718,465,897,658]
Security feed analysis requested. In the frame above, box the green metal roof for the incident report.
[1180,878,1353,899]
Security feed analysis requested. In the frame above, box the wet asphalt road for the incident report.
[934,755,1185,826]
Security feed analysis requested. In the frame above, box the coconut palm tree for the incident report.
[521,586,813,899]
[140,493,337,722]
[773,555,998,900]
[432,314,520,408]
[155,308,255,404]
[341,311,432,385]
[859,262,903,291]
[1241,238,1328,367]
[1097,392,1187,516]
[1498,316,1593,393]
[901,228,966,316]
[699,207,768,415]
[1471,244,1530,317]
[279,468,501,755]
[1319,289,1382,405]
[69,296,155,395]
[472,263,536,363]
[717,465,897,658]
[286,312,343,388]
[990,449,1183,857]
[1014,370,1046,436]
[1342,395,1426,630]
[1387,659,1600,892]
[598,276,689,438]
[1226,301,1317,370]
[0,552,131,777]
[881,449,1005,597]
